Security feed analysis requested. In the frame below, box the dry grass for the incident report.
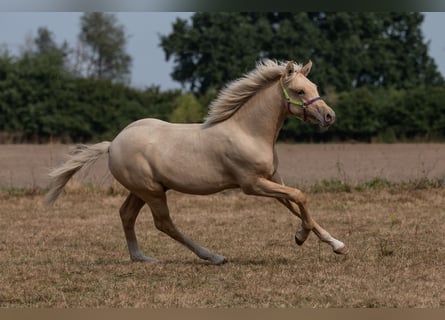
[1,143,444,307]
[1,186,444,307]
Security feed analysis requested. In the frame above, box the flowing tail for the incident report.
[44,141,111,206]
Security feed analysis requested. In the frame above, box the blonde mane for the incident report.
[202,59,302,127]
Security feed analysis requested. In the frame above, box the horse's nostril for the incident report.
[325,113,332,123]
[324,111,335,125]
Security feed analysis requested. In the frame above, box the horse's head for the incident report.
[281,61,335,128]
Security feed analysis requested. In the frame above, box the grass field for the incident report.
[0,143,444,307]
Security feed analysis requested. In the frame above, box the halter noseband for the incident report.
[280,76,322,122]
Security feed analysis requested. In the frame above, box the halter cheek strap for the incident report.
[287,101,308,122]
[280,76,322,122]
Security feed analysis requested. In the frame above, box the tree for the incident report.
[160,13,270,94]
[160,12,444,94]
[34,27,59,54]
[169,93,206,123]
[33,27,72,71]
[318,12,443,89]
[78,12,132,83]
[0,48,74,142]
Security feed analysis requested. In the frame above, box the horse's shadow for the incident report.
[160,256,293,267]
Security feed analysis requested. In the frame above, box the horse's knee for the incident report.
[293,189,308,206]
[292,190,315,229]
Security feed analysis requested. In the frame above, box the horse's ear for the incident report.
[300,60,313,76]
[285,61,295,77]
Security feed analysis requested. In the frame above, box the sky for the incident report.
[0,12,444,91]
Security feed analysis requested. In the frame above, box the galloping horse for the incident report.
[45,59,348,264]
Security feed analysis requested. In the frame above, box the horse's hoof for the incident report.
[295,235,305,246]
[333,245,349,255]
[207,254,227,265]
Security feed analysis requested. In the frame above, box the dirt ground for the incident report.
[0,143,444,189]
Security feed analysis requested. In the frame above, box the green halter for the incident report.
[280,76,307,108]
[280,76,322,121]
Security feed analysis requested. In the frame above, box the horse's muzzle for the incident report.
[323,109,336,127]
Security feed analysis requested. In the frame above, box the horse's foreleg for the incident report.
[311,222,349,254]
[276,198,348,253]
[274,197,310,245]
[120,193,157,262]
[246,176,348,255]
[144,192,226,265]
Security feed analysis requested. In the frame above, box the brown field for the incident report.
[1,143,445,189]
[0,143,444,307]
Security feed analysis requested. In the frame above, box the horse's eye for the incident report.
[296,89,305,95]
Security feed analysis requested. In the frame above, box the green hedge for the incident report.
[0,53,181,142]
[1,53,444,143]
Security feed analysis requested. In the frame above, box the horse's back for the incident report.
[121,118,199,132]
[108,118,236,194]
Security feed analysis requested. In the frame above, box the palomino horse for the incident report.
[45,59,348,264]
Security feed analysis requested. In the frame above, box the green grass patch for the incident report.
[305,177,445,193]
[310,179,353,193]
[0,187,44,197]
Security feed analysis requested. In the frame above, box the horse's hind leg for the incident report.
[120,193,157,262]
[144,192,226,265]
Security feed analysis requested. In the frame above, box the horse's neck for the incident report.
[227,81,287,145]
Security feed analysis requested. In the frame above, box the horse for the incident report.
[45,59,348,265]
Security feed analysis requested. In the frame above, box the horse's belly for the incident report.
[165,179,238,195]
[153,155,237,195]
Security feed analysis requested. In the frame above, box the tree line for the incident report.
[0,12,444,143]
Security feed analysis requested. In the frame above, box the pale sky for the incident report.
[0,12,443,90]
